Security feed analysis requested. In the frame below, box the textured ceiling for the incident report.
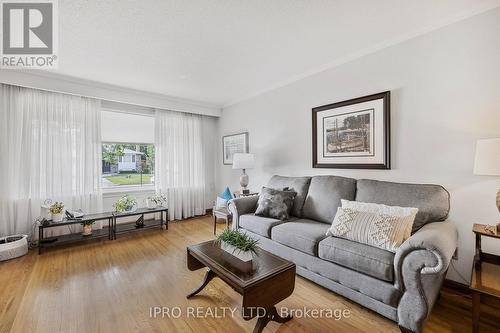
[56,0,500,106]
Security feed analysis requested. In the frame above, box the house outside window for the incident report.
[102,143,155,188]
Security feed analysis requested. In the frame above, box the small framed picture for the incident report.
[222,132,249,165]
[312,91,390,169]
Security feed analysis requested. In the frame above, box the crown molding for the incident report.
[0,70,222,117]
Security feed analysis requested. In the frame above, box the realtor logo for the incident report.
[1,0,58,68]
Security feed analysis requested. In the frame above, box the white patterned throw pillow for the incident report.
[340,199,418,238]
[326,202,418,252]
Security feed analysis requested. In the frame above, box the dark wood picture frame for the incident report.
[312,91,390,169]
[222,132,249,165]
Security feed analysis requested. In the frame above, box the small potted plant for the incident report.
[215,229,259,263]
[113,195,137,213]
[49,202,65,222]
[82,220,94,236]
[146,192,167,209]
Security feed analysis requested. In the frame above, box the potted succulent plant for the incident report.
[146,192,167,209]
[49,202,65,222]
[113,195,137,213]
[82,220,94,236]
[215,229,259,262]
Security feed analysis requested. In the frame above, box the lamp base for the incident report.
[497,188,500,213]
[239,171,249,193]
[497,189,500,233]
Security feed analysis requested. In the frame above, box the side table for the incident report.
[234,191,259,198]
[470,223,500,333]
[212,207,232,235]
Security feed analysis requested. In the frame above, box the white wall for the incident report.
[218,8,500,283]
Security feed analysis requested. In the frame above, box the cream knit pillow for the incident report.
[326,201,418,252]
[341,199,418,238]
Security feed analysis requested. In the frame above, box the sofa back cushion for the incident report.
[302,175,357,223]
[267,175,311,217]
[355,179,450,232]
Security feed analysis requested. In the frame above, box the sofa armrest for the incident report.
[227,196,259,229]
[394,220,458,332]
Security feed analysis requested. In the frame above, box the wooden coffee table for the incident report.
[186,240,296,333]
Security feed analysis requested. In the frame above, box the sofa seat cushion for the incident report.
[246,230,402,307]
[302,175,357,224]
[239,214,285,238]
[318,237,395,282]
[271,219,329,256]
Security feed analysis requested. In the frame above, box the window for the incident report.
[100,109,155,190]
[102,143,155,188]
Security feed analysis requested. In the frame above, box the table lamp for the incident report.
[473,138,500,232]
[232,153,255,194]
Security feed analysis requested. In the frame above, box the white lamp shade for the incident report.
[473,138,500,175]
[232,153,255,169]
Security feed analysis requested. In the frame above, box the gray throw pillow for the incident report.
[255,187,297,220]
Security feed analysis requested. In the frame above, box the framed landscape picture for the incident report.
[312,91,390,169]
[222,132,249,165]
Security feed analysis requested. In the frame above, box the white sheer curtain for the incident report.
[155,109,206,220]
[0,84,103,237]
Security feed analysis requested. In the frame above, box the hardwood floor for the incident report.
[1,215,499,333]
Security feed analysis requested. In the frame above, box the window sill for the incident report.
[103,185,155,197]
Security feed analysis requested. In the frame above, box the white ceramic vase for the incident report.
[146,198,157,209]
[40,206,51,220]
[496,189,499,213]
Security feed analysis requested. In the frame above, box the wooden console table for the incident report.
[470,223,500,333]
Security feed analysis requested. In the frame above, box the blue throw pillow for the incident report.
[220,187,233,200]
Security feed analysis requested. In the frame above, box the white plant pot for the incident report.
[52,213,64,222]
[125,205,137,213]
[220,241,253,262]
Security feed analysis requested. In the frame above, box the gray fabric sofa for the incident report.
[228,175,457,333]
